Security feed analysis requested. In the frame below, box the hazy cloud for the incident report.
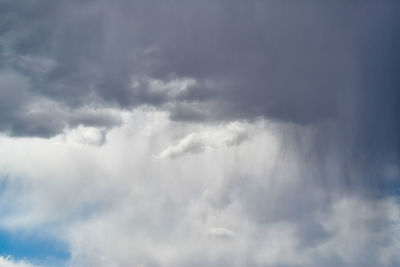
[0,1,399,266]
[0,114,398,267]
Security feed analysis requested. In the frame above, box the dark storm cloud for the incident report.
[1,2,400,266]
[2,0,397,123]
[0,69,120,137]
[0,1,399,184]
[0,1,396,115]
[0,0,354,118]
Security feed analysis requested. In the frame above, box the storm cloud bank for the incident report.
[0,1,399,266]
[1,1,398,122]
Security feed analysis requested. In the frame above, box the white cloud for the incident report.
[63,126,107,146]
[0,111,399,267]
[0,256,37,267]
[0,2,398,266]
[207,227,235,240]
[157,121,250,158]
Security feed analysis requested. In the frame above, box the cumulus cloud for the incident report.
[0,1,398,192]
[0,112,398,267]
[0,69,121,138]
[0,1,394,123]
[0,0,397,189]
[63,126,108,146]
[0,256,37,267]
[158,122,249,158]
[0,1,399,267]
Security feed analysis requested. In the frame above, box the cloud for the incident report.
[63,126,108,146]
[158,122,249,158]
[0,1,393,123]
[0,1,398,119]
[0,0,397,190]
[0,69,121,138]
[0,111,398,267]
[0,256,37,267]
[0,1,399,267]
[207,227,235,240]
[0,1,399,193]
[15,55,56,74]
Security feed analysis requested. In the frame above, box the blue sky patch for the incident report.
[0,229,70,266]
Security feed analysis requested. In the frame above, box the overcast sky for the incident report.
[0,1,399,266]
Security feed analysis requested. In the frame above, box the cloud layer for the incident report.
[1,1,398,124]
[1,0,398,189]
[0,112,398,266]
[0,1,399,266]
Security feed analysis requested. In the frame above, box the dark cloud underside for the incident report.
[0,1,399,189]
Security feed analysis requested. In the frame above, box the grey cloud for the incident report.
[0,70,120,137]
[1,1,399,151]
[0,1,358,118]
[207,227,235,240]
[0,2,399,266]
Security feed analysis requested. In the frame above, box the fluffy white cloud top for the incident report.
[0,110,399,267]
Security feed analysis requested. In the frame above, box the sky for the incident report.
[0,1,399,266]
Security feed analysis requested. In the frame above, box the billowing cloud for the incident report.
[0,69,121,137]
[0,257,37,267]
[158,122,249,158]
[0,1,399,267]
[0,112,398,267]
[1,1,397,124]
[0,0,398,189]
